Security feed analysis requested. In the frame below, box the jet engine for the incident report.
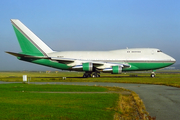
[102,66,122,74]
[82,63,93,71]
[72,62,93,71]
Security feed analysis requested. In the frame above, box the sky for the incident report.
[0,0,180,71]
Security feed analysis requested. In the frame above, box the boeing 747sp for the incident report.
[6,19,176,77]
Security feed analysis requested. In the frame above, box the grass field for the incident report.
[0,71,164,119]
[0,70,180,87]
[0,84,118,120]
[0,83,150,120]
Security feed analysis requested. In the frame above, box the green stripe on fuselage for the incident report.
[12,25,44,56]
[19,58,174,72]
[123,62,174,71]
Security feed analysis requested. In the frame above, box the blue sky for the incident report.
[0,0,179,71]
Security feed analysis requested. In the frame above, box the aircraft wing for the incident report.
[50,57,130,67]
[50,57,75,63]
[6,51,130,72]
[49,56,130,72]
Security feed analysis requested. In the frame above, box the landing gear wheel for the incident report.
[88,74,91,77]
[92,74,96,78]
[83,72,92,78]
[151,71,156,78]
[92,73,100,78]
[83,74,88,78]
[151,74,155,78]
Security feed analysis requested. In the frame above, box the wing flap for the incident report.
[50,57,75,63]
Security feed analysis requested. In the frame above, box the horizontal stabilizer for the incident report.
[6,51,49,59]
[6,51,74,63]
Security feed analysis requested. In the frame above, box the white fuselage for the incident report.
[48,48,175,63]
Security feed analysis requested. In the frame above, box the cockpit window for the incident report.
[157,50,162,52]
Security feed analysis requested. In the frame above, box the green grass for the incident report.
[0,84,119,120]
[0,83,107,92]
[1,71,180,87]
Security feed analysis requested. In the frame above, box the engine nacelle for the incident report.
[102,66,122,74]
[82,63,93,71]
[72,62,93,71]
[112,66,122,74]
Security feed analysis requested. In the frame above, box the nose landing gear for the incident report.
[151,71,156,78]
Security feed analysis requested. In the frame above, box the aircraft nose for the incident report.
[168,55,176,63]
[171,57,176,63]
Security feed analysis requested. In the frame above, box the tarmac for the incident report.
[1,81,180,120]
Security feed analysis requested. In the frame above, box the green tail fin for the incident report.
[11,19,53,56]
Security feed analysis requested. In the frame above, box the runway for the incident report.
[1,81,180,119]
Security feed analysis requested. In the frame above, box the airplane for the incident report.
[6,19,176,78]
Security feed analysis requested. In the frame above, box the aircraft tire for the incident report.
[151,74,155,78]
[83,74,88,78]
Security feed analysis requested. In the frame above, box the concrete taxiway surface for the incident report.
[1,81,180,119]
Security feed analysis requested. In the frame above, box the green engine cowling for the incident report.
[112,66,122,74]
[82,63,93,71]
[102,66,122,74]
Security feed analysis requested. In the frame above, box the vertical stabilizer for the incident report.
[11,19,53,56]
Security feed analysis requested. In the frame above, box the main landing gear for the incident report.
[83,72,92,78]
[92,72,100,78]
[83,71,100,78]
